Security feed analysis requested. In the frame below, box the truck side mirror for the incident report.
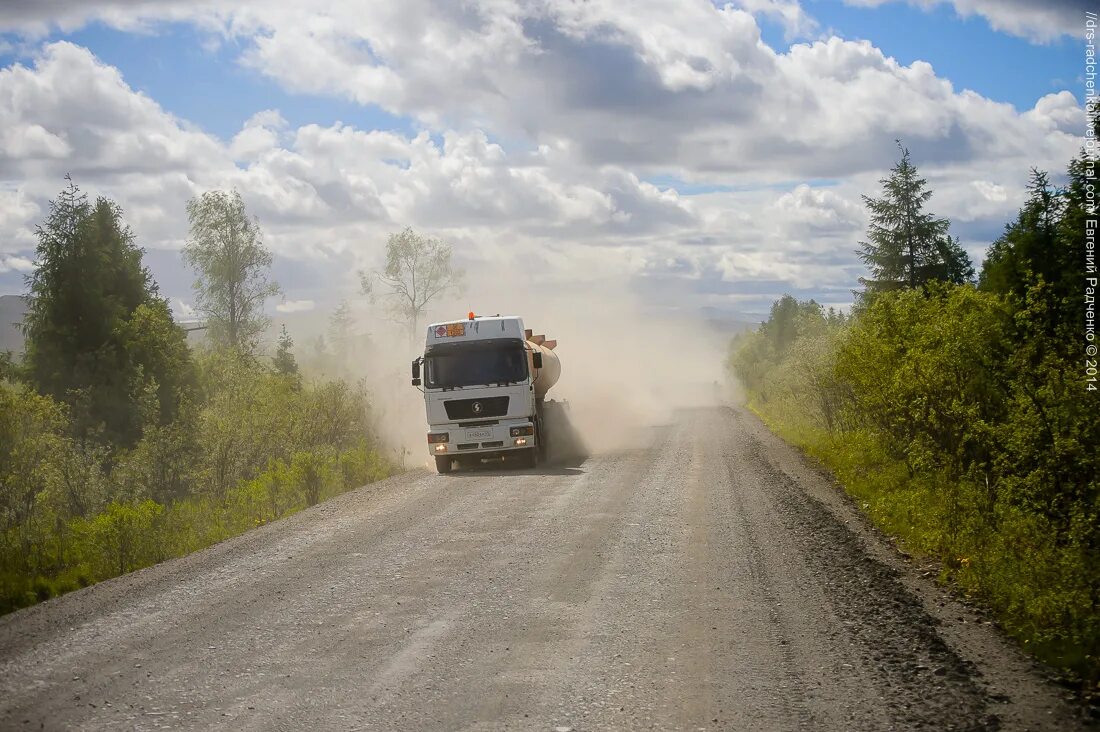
[532,352,543,369]
[411,359,421,386]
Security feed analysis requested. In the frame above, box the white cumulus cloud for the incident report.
[0,2,1087,315]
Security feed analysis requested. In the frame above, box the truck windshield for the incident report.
[425,341,528,389]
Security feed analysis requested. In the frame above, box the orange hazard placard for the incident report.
[446,323,466,337]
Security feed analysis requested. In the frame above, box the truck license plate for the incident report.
[465,428,492,441]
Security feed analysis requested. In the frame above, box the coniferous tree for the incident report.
[1049,106,1100,332]
[273,324,299,378]
[0,351,16,382]
[980,170,1064,299]
[981,104,1099,335]
[760,295,823,358]
[857,143,972,298]
[328,300,353,372]
[930,235,976,285]
[22,179,191,446]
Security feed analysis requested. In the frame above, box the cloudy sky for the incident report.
[0,0,1089,320]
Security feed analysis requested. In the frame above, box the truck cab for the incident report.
[412,315,549,473]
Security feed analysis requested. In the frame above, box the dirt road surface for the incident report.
[0,407,1086,730]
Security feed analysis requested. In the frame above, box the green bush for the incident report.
[71,500,164,578]
[733,287,1099,686]
[0,355,395,615]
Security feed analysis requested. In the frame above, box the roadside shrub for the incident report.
[732,287,1098,685]
[0,354,395,615]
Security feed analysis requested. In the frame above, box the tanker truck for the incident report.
[410,313,561,473]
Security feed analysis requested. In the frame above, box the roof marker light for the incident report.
[468,311,476,320]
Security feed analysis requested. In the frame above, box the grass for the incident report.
[748,399,1098,693]
[0,444,394,614]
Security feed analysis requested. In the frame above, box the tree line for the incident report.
[0,183,403,612]
[729,120,1099,689]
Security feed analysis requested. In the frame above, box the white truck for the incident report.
[411,313,561,473]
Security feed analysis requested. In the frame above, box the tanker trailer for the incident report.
[410,313,562,473]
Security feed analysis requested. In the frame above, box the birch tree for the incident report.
[360,227,462,342]
[184,190,279,352]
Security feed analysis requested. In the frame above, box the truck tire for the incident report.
[533,413,548,464]
[435,455,453,474]
[520,447,539,469]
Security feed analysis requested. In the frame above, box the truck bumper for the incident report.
[427,419,535,460]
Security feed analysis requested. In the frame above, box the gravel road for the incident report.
[0,407,1086,730]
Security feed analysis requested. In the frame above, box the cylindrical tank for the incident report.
[527,341,561,398]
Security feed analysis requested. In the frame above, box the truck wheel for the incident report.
[435,456,453,474]
[534,416,548,464]
[520,447,539,469]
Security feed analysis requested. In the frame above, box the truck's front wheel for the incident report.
[435,456,454,474]
[519,447,539,469]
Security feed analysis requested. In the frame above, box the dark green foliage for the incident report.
[2,183,392,616]
[930,235,975,285]
[734,131,1099,686]
[21,180,192,446]
[273,324,299,379]
[980,170,1066,300]
[999,281,1099,544]
[981,106,1100,337]
[835,284,1013,481]
[733,286,1098,685]
[0,351,17,381]
[0,356,392,614]
[858,144,973,298]
[116,299,196,427]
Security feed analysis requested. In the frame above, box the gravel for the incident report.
[0,406,1086,730]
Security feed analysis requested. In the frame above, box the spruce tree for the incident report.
[273,324,299,378]
[930,235,975,285]
[982,107,1100,335]
[857,143,972,297]
[328,300,353,372]
[980,170,1063,298]
[23,179,191,445]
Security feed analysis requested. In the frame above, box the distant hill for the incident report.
[0,295,29,356]
[699,306,759,337]
[0,296,761,359]
[0,295,214,355]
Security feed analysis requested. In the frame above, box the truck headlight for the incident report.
[513,438,528,446]
[427,432,449,444]
[509,425,534,437]
[434,444,448,453]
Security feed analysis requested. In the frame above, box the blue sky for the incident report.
[5,23,414,141]
[766,2,1082,109]
[0,2,1081,147]
[0,1,1088,319]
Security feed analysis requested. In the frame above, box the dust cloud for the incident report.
[293,263,735,467]
[424,272,732,456]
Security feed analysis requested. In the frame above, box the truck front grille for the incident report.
[444,396,509,420]
[457,443,478,450]
[481,441,504,448]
